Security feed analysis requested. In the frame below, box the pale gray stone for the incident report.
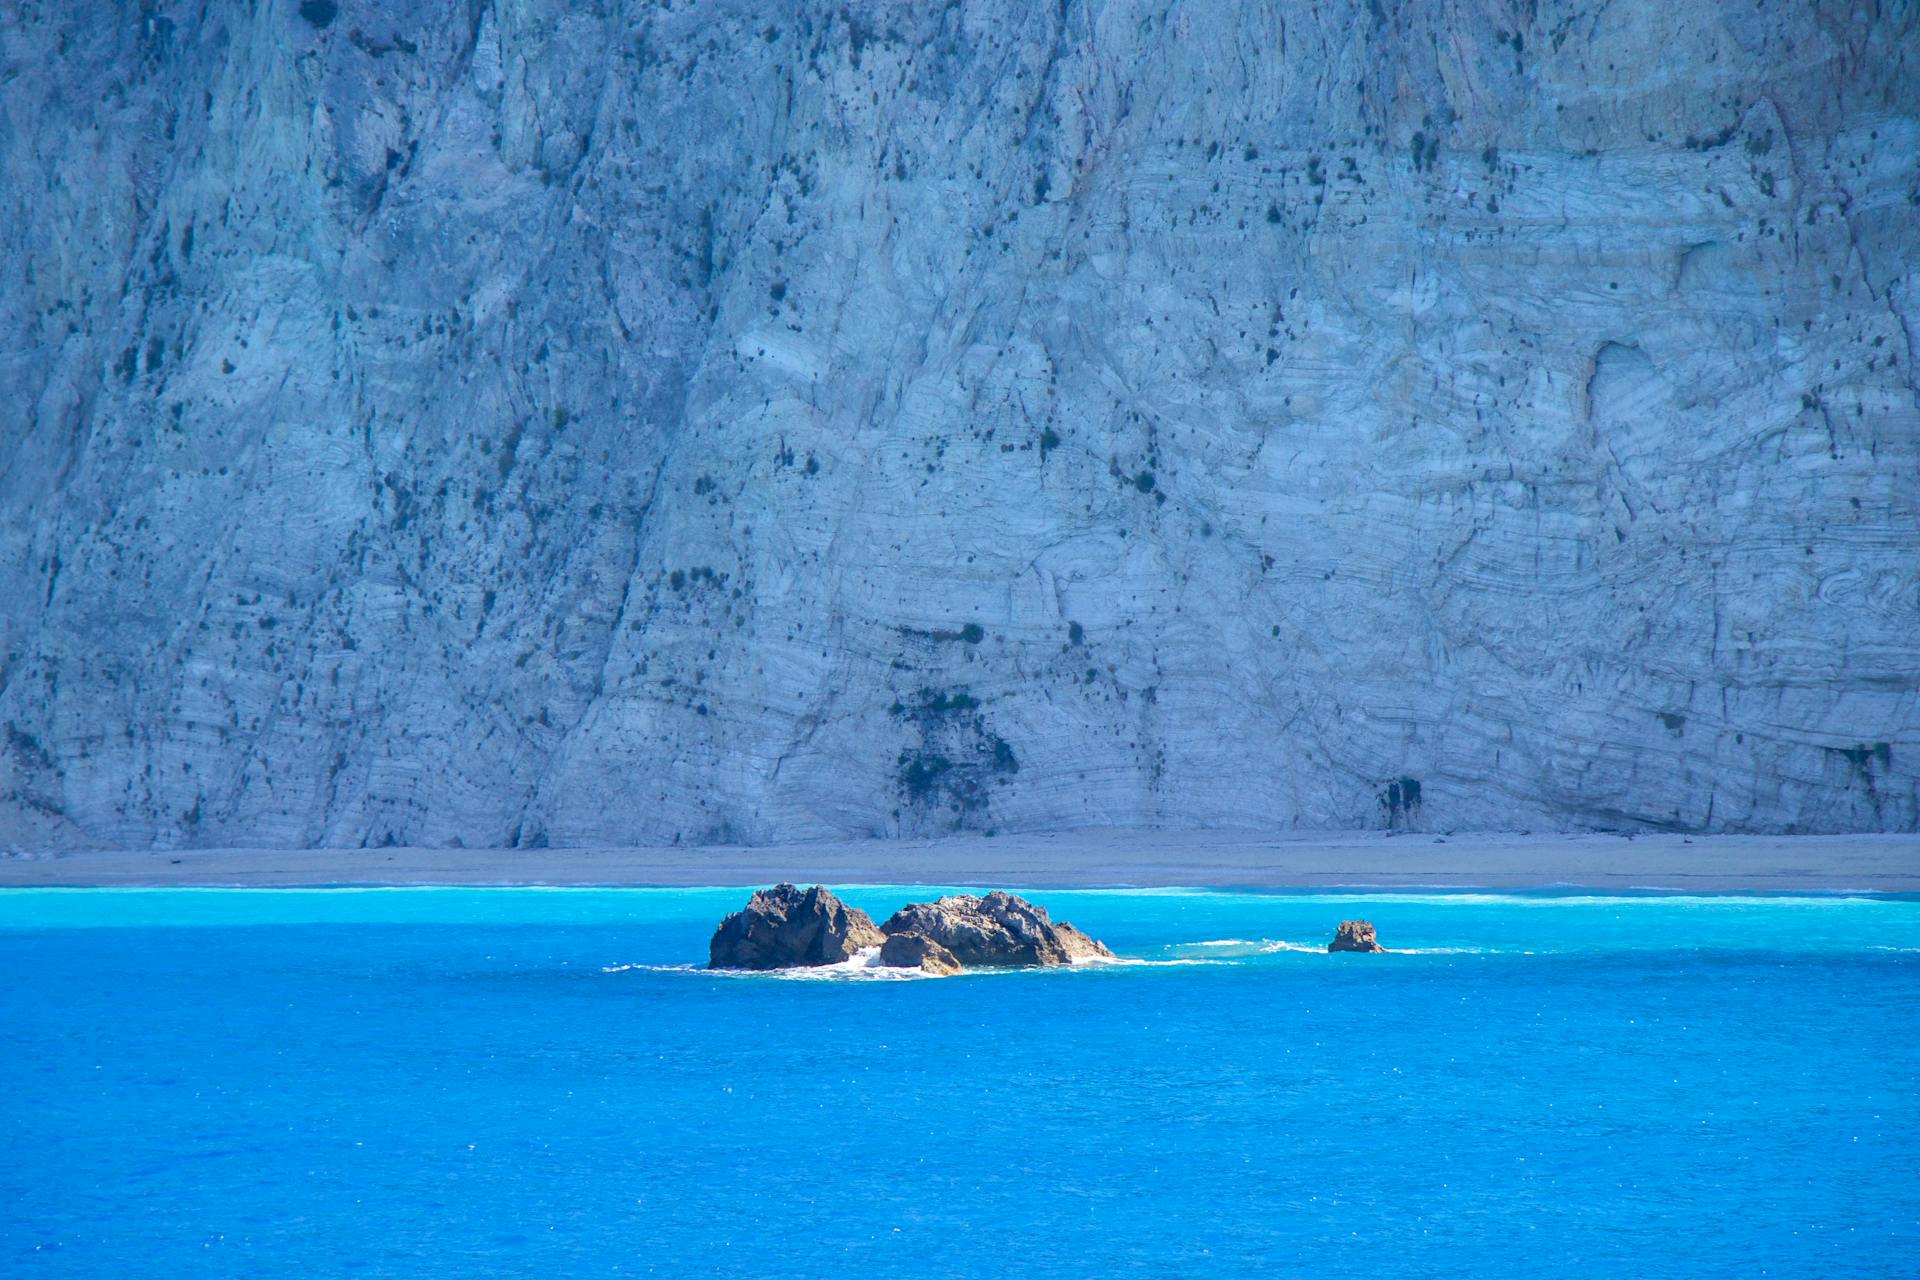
[1,3,1915,850]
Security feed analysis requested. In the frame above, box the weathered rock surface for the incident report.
[707,883,883,969]
[880,891,1114,967]
[1328,920,1383,953]
[1054,921,1114,963]
[876,931,964,976]
[1,3,1916,850]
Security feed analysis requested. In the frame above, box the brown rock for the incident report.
[707,884,885,969]
[1054,920,1115,962]
[880,891,1115,967]
[876,931,963,976]
[1328,919,1383,952]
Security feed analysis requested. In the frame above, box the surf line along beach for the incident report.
[3,830,1916,891]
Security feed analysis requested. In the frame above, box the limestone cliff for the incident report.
[2,1,1916,848]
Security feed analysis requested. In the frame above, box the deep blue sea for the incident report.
[2,886,1916,1278]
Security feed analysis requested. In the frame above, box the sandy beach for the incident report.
[2,829,1915,892]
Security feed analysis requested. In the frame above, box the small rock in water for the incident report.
[1329,920,1384,953]
[708,883,885,970]
[880,891,1114,967]
[877,931,963,976]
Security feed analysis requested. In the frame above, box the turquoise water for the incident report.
[2,887,1916,1277]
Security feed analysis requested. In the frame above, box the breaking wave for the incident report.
[1176,938,1321,956]
[1176,938,1491,957]
[601,938,1501,980]
[602,950,1232,979]
[604,947,943,981]
[1073,954,1227,968]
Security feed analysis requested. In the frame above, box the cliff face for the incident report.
[2,1,1916,849]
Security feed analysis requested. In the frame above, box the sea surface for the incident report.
[1,886,1916,1278]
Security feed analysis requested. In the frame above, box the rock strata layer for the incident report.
[879,891,1115,967]
[2,4,1915,848]
[707,883,884,970]
[1329,920,1384,953]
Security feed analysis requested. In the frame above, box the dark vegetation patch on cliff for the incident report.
[891,686,1018,829]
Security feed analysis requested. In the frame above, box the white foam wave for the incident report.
[605,947,946,981]
[603,949,1235,979]
[1074,955,1228,968]
[1175,938,1323,956]
[603,937,1508,981]
[1175,938,1492,957]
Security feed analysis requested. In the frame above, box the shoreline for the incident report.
[2,829,1916,893]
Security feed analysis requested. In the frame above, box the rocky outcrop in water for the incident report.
[707,883,884,970]
[1328,920,1383,953]
[1053,921,1113,962]
[879,892,1114,967]
[2,4,1915,850]
[877,932,964,977]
